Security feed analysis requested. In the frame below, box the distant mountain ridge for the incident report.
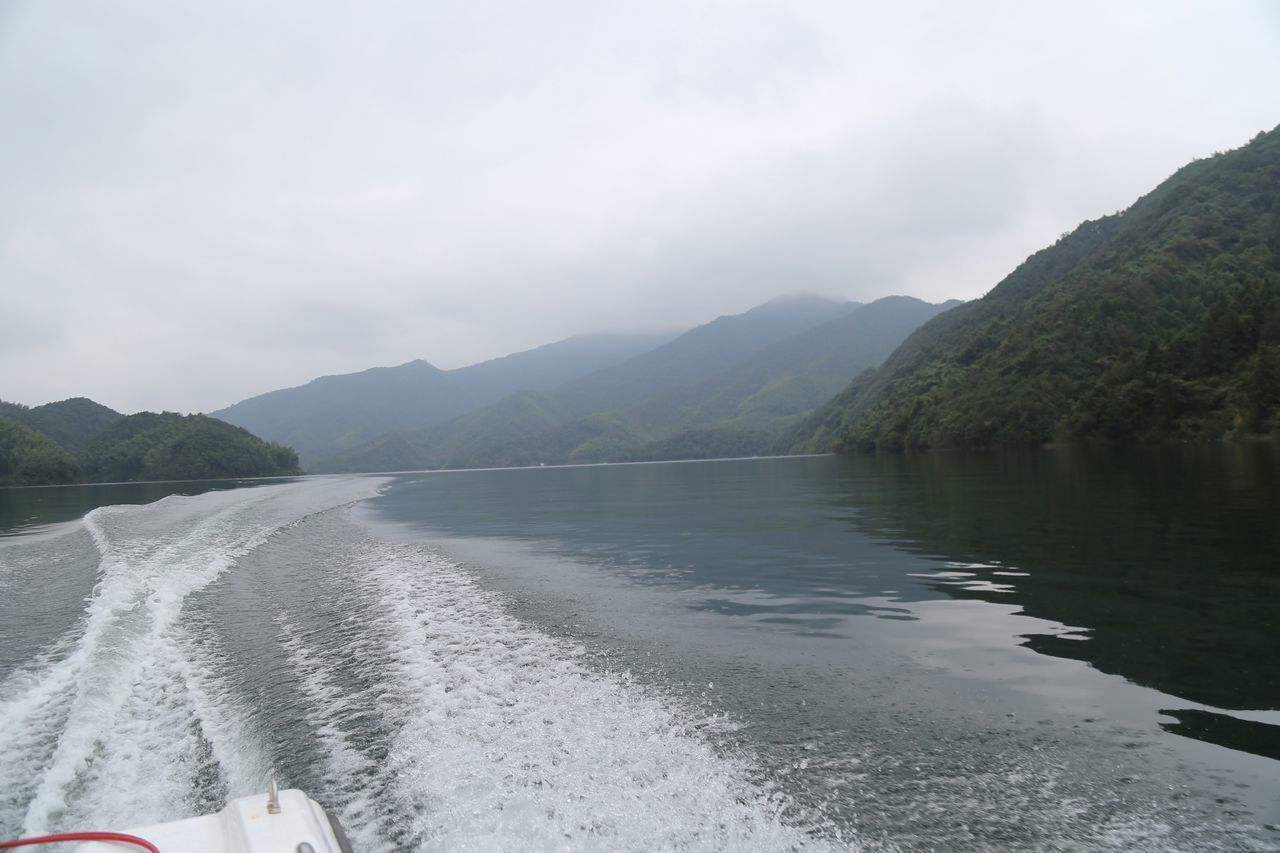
[629,295,963,435]
[549,294,861,419]
[314,294,957,472]
[212,332,676,464]
[785,124,1280,453]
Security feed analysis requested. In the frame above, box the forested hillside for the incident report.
[629,296,961,435]
[82,413,301,482]
[0,417,82,486]
[788,125,1280,453]
[0,397,121,456]
[0,398,302,486]
[548,294,859,419]
[212,360,469,464]
[316,294,955,471]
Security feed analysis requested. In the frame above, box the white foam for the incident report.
[350,540,833,851]
[0,478,384,836]
[2,477,835,849]
[276,616,390,850]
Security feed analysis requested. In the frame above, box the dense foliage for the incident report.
[0,397,121,456]
[617,427,773,463]
[82,413,301,482]
[0,397,301,486]
[788,125,1280,452]
[0,416,83,486]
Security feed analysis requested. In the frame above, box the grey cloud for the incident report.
[1,0,1278,413]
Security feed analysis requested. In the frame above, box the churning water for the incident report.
[2,451,1278,851]
[0,479,820,851]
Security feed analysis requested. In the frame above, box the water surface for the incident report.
[365,447,1280,846]
[1,449,1277,851]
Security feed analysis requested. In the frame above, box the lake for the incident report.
[1,448,1277,850]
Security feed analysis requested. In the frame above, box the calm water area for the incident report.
[1,447,1277,850]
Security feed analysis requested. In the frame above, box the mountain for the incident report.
[447,333,679,403]
[628,295,962,435]
[317,389,570,473]
[786,124,1280,453]
[210,359,469,465]
[81,412,301,482]
[316,294,957,472]
[481,295,958,467]
[0,397,122,456]
[0,416,82,486]
[548,294,860,418]
[211,332,674,465]
[616,426,776,463]
[0,397,301,486]
[315,294,857,470]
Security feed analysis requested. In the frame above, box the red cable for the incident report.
[0,831,159,852]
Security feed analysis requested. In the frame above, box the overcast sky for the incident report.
[2,1,1279,413]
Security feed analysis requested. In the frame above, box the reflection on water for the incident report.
[0,478,297,536]
[371,446,1280,767]
[1159,709,1280,762]
[834,444,1280,713]
[4,453,1275,847]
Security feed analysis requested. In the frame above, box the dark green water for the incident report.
[363,446,1280,845]
[370,447,1280,722]
[3,449,1278,850]
[0,478,288,537]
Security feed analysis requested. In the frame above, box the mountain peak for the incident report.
[754,292,852,311]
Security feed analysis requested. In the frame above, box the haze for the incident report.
[2,0,1278,414]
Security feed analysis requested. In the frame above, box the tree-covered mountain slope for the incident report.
[81,412,301,482]
[211,359,469,464]
[787,124,1280,453]
[211,332,673,465]
[617,426,775,464]
[0,397,122,456]
[311,295,856,471]
[469,295,959,468]
[314,294,956,471]
[548,294,859,419]
[628,295,961,435]
[0,416,82,486]
[0,397,301,485]
[316,390,571,473]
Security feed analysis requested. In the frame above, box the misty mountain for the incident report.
[785,124,1280,453]
[315,293,857,470]
[550,294,861,418]
[626,295,962,434]
[464,295,956,467]
[325,389,572,473]
[448,333,680,403]
[211,332,674,464]
[316,293,955,472]
[210,360,467,465]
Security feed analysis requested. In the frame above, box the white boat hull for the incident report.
[74,789,350,853]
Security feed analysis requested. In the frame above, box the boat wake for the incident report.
[0,480,378,838]
[0,480,832,851]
